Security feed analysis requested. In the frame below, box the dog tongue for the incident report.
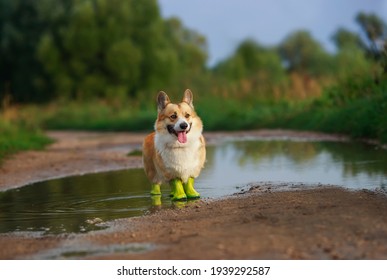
[177,131,187,143]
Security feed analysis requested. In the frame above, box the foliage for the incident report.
[0,0,207,103]
[41,100,155,131]
[331,28,366,51]
[278,30,334,77]
[355,12,387,74]
[0,0,47,102]
[0,119,52,160]
[211,39,287,101]
[276,75,387,142]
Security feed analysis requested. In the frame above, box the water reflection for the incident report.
[200,140,386,197]
[0,169,166,234]
[0,139,386,234]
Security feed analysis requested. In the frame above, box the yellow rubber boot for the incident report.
[183,177,200,199]
[170,179,187,200]
[150,183,161,195]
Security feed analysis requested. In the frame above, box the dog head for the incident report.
[155,89,203,144]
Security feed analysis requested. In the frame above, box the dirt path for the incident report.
[0,131,145,191]
[1,130,387,259]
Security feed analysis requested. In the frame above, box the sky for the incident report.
[158,0,387,66]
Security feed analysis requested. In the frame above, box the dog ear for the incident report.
[182,89,194,108]
[157,91,170,112]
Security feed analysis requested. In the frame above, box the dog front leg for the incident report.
[183,177,200,199]
[170,179,187,200]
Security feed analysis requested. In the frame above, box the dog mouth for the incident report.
[167,124,192,144]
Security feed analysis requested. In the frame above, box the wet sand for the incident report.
[0,130,386,259]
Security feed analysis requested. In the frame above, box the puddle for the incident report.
[201,140,387,196]
[0,139,386,235]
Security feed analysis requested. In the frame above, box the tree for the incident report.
[0,0,48,103]
[331,28,373,79]
[214,39,285,83]
[163,17,208,88]
[212,39,286,99]
[355,12,387,73]
[37,0,169,99]
[331,28,365,51]
[278,30,333,77]
[356,12,386,54]
[1,0,208,103]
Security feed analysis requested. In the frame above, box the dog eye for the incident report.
[170,114,177,120]
[185,113,190,119]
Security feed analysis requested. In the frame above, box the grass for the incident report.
[44,105,155,131]
[276,78,387,143]
[127,149,143,156]
[0,119,53,161]
[270,101,386,142]
[8,87,387,145]
[30,97,292,132]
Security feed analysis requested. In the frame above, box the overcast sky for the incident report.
[158,0,387,66]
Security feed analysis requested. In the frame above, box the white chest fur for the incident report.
[154,133,203,183]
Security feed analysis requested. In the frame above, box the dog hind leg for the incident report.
[150,183,161,195]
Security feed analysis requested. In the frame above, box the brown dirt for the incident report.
[0,131,145,191]
[1,130,387,260]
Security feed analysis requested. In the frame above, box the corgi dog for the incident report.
[142,89,206,200]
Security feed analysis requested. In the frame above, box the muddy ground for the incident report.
[0,130,387,259]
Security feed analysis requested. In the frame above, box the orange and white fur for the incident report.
[142,89,206,200]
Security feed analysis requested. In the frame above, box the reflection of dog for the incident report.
[142,89,206,200]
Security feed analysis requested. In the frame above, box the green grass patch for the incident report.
[37,98,292,133]
[286,95,387,142]
[41,101,155,131]
[271,78,387,143]
[127,149,142,156]
[0,120,53,161]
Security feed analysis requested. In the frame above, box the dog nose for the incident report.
[180,122,188,130]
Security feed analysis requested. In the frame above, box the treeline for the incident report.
[1,0,386,105]
[0,0,207,103]
[213,13,386,101]
[1,0,386,104]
